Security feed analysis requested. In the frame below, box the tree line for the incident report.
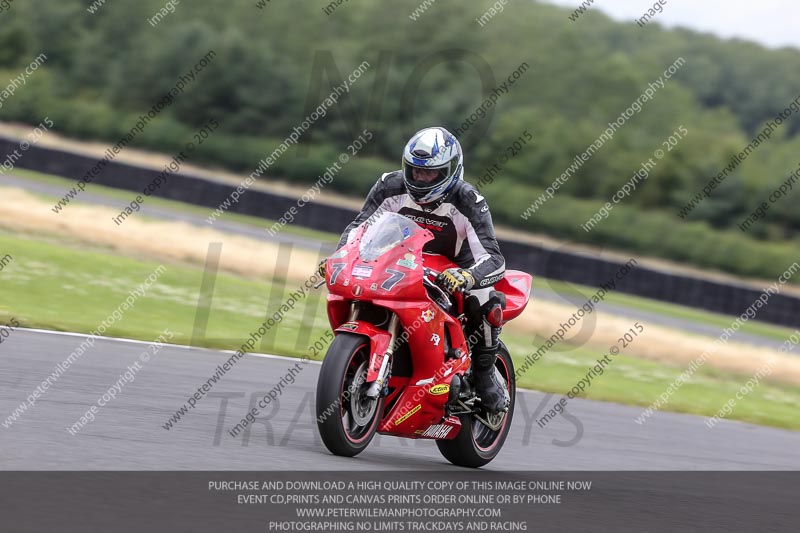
[1,0,798,280]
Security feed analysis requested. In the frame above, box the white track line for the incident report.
[17,327,322,365]
[16,328,542,389]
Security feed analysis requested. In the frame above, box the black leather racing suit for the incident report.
[337,171,505,286]
[337,171,506,403]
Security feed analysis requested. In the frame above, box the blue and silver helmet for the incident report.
[401,127,463,205]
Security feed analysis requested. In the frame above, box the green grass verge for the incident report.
[0,229,329,357]
[537,277,798,343]
[502,334,800,431]
[1,230,798,431]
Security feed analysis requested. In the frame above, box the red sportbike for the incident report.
[316,212,532,467]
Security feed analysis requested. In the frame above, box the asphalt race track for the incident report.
[2,329,798,471]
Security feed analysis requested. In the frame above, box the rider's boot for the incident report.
[471,343,509,415]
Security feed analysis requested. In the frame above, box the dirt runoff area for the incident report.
[0,186,322,282]
[2,185,799,386]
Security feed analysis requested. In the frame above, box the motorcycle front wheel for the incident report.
[316,333,383,457]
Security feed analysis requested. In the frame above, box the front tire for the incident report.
[436,341,515,468]
[316,333,383,457]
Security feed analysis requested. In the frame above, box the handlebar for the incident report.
[422,267,440,280]
[313,266,466,296]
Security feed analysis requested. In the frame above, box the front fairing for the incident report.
[325,214,473,439]
[326,213,434,302]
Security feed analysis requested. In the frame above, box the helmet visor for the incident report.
[403,161,452,189]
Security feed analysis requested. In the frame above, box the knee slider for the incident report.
[481,291,506,327]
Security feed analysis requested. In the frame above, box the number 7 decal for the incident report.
[381,269,405,291]
[330,262,346,285]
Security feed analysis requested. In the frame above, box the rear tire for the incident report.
[316,333,383,457]
[436,341,515,468]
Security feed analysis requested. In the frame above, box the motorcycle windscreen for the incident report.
[358,212,421,262]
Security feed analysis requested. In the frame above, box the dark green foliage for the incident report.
[2,0,799,279]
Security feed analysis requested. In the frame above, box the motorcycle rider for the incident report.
[321,127,509,414]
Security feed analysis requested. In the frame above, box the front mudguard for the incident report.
[334,321,392,382]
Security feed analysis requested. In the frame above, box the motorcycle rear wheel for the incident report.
[436,341,515,468]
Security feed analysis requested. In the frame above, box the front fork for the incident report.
[365,313,400,398]
[343,302,401,400]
